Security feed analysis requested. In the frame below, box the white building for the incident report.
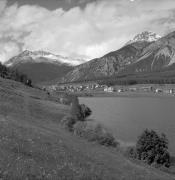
[104,87,115,92]
[155,89,162,93]
[118,89,124,93]
[169,89,174,94]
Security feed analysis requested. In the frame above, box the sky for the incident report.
[0,0,175,64]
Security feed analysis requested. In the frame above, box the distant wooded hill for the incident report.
[0,62,32,86]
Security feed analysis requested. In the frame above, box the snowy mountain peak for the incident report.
[5,50,85,67]
[126,31,161,45]
[20,50,52,57]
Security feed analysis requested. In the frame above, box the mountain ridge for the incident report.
[126,31,161,45]
[5,30,175,84]
[61,41,152,82]
[5,50,85,67]
[60,31,175,83]
[5,50,77,84]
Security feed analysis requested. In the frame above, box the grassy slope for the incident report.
[0,78,174,180]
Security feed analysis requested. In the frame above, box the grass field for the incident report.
[0,77,174,179]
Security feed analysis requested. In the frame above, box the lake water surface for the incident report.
[80,96,175,154]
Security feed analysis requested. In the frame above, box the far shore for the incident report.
[55,83,175,99]
[73,91,175,98]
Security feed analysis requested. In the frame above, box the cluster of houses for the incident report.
[43,83,101,93]
[43,83,175,95]
[104,86,153,93]
[104,85,175,95]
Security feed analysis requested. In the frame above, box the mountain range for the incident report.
[5,30,175,84]
[61,31,175,83]
[5,50,85,83]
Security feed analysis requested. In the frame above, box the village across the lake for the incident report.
[44,82,175,97]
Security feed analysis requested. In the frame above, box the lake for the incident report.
[80,96,175,154]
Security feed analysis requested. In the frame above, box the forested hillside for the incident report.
[0,62,32,86]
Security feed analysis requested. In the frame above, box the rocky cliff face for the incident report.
[6,31,175,84]
[125,31,175,73]
[126,31,161,45]
[62,41,151,82]
[62,31,175,83]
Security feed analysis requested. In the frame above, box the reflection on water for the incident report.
[80,97,175,154]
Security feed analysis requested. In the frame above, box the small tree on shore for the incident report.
[136,129,170,167]
[71,97,92,121]
[70,96,82,120]
[62,96,92,131]
[79,104,92,120]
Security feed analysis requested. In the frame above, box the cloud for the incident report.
[0,0,175,64]
[0,41,20,63]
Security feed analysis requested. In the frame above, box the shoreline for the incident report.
[75,91,175,99]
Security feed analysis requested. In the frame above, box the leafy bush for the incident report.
[73,121,118,147]
[64,96,117,148]
[136,129,170,167]
[79,104,92,120]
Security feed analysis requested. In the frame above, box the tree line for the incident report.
[60,72,175,86]
[98,78,175,86]
[0,62,32,86]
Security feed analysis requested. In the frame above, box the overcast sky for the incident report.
[0,0,175,64]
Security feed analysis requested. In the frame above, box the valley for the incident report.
[1,77,174,179]
[1,29,175,179]
[1,0,175,179]
[5,31,175,87]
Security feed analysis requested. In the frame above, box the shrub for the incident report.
[73,121,118,147]
[60,115,77,131]
[136,129,170,167]
[79,104,92,120]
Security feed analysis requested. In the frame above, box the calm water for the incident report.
[80,96,175,154]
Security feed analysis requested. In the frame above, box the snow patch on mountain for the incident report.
[126,31,161,45]
[5,50,86,67]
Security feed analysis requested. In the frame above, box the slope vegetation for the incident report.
[0,78,174,179]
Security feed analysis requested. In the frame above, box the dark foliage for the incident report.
[62,96,117,147]
[73,122,118,147]
[99,78,175,86]
[70,97,92,121]
[70,96,83,120]
[60,70,175,86]
[79,104,92,120]
[136,129,170,167]
[0,62,32,86]
[61,96,92,131]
